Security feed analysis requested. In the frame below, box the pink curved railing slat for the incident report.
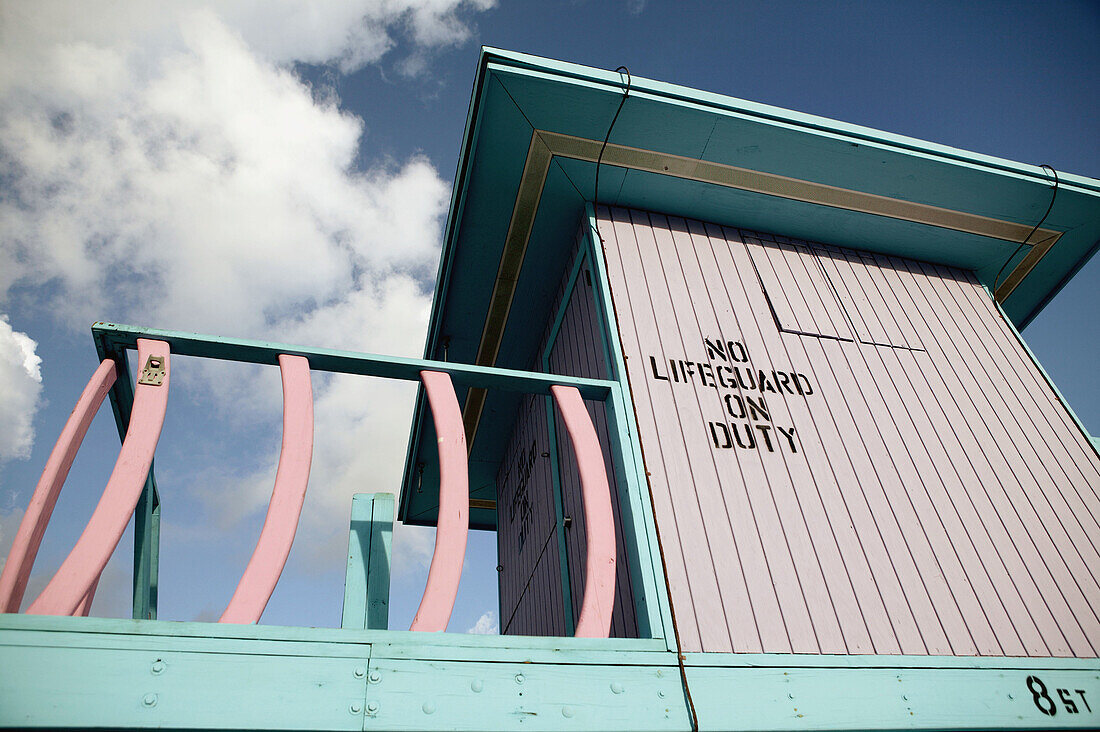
[410,370,468,632]
[74,577,98,617]
[27,339,171,616]
[220,355,313,624]
[551,385,616,638]
[0,359,117,613]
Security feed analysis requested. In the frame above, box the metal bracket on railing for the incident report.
[138,355,165,386]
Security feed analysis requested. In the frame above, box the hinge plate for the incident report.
[138,355,165,386]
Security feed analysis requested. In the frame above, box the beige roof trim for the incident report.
[461,129,1060,443]
[461,132,553,449]
[541,131,1060,251]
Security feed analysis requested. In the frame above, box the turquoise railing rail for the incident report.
[0,322,621,635]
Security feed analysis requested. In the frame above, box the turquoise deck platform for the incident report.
[4,613,1100,729]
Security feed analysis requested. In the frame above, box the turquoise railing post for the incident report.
[342,492,393,630]
[28,339,171,617]
[91,336,162,621]
[131,473,160,620]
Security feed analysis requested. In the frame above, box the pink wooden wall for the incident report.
[598,206,1100,657]
[496,230,638,638]
[546,235,639,639]
[496,392,567,636]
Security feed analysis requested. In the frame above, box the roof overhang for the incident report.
[399,48,1100,529]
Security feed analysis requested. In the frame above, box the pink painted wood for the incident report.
[0,359,116,613]
[496,393,567,636]
[552,384,616,638]
[410,370,468,632]
[540,228,638,638]
[598,206,1100,657]
[27,339,170,616]
[221,355,313,624]
[74,577,98,617]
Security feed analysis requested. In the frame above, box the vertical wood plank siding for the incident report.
[547,237,639,639]
[495,392,565,636]
[597,206,1100,656]
[496,228,639,638]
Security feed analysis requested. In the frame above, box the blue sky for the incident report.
[1,1,1097,635]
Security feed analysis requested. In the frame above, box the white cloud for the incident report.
[0,2,490,608]
[467,609,498,634]
[0,4,460,335]
[189,275,439,572]
[0,317,44,464]
[0,2,494,84]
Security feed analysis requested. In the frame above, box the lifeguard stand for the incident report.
[3,48,1100,730]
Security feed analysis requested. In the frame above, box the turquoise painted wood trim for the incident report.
[91,324,135,446]
[582,231,617,379]
[579,223,659,636]
[482,49,1100,195]
[423,51,500,359]
[583,206,674,646]
[540,234,662,638]
[5,611,1099,731]
[92,322,616,400]
[398,388,429,523]
[603,384,664,642]
[0,640,683,730]
[543,247,589,365]
[131,475,160,620]
[993,299,1100,459]
[361,657,689,731]
[342,495,368,628]
[342,493,393,630]
[361,637,667,666]
[682,652,1100,671]
[0,616,666,668]
[684,663,1100,730]
[92,326,162,620]
[402,54,499,524]
[540,247,589,636]
[367,493,394,630]
[6,612,1099,669]
[544,397,576,635]
[1018,237,1100,331]
[0,613,665,651]
[0,642,372,730]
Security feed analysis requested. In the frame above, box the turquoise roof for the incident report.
[399,48,1100,528]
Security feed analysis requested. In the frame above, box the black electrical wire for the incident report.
[993,164,1059,298]
[647,487,701,732]
[591,63,699,732]
[593,66,631,216]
